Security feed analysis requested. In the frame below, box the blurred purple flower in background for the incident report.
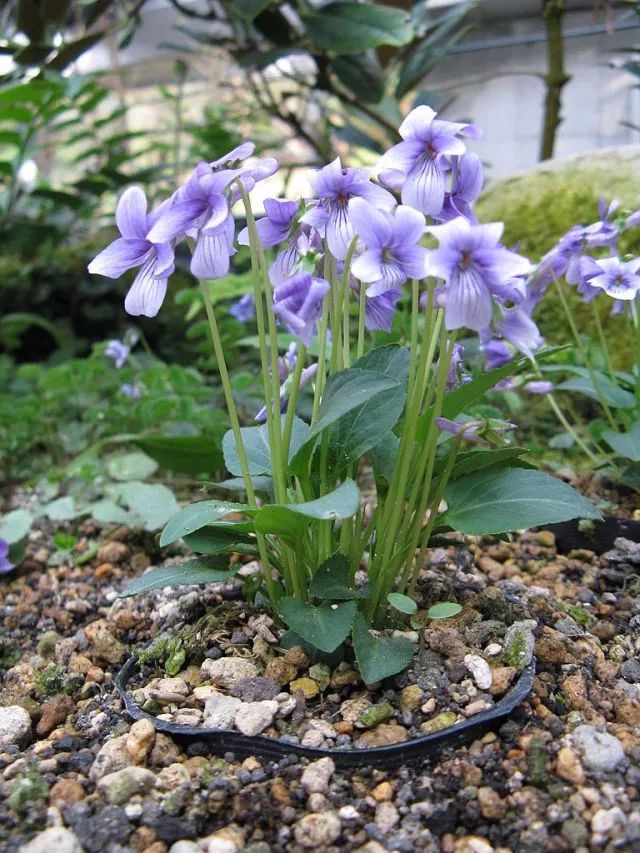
[272,271,330,346]
[255,343,318,422]
[481,337,512,370]
[229,293,255,322]
[105,339,129,369]
[523,381,553,394]
[437,153,484,223]
[582,256,640,300]
[88,187,175,318]
[377,105,481,217]
[238,198,299,249]
[427,217,531,332]
[349,198,429,297]
[301,157,395,260]
[0,539,14,574]
[120,383,142,399]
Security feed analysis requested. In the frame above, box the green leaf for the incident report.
[39,496,79,521]
[331,52,384,103]
[235,0,271,20]
[309,554,370,600]
[218,476,274,498]
[444,468,601,535]
[183,525,256,555]
[440,446,533,481]
[223,415,310,477]
[107,451,159,482]
[305,2,413,54]
[370,433,399,482]
[117,483,181,532]
[137,434,224,476]
[601,422,640,461]
[120,559,236,598]
[87,499,132,525]
[387,593,418,615]
[160,500,250,546]
[556,375,636,409]
[0,509,33,545]
[253,480,360,539]
[427,602,462,620]
[290,368,399,475]
[352,612,413,684]
[277,598,357,653]
[327,345,409,470]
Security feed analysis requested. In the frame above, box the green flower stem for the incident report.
[407,278,420,392]
[197,280,276,608]
[311,298,331,426]
[237,182,286,505]
[546,390,602,465]
[591,301,615,381]
[327,253,342,374]
[553,276,617,429]
[282,342,307,464]
[340,239,357,368]
[357,283,367,359]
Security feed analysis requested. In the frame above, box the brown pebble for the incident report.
[555,746,585,785]
[489,667,517,696]
[371,781,393,802]
[477,786,506,819]
[36,694,74,737]
[265,657,298,685]
[49,778,85,806]
[283,645,310,670]
[96,541,129,564]
[334,721,353,735]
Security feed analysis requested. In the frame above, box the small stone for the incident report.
[50,778,85,806]
[420,711,457,734]
[356,723,407,748]
[18,827,83,853]
[484,643,502,656]
[620,658,640,683]
[358,701,394,728]
[84,619,125,664]
[301,757,335,794]
[426,628,468,661]
[290,677,320,699]
[301,729,325,748]
[169,843,201,853]
[264,658,298,685]
[97,540,129,563]
[293,812,341,848]
[283,645,310,669]
[206,840,237,853]
[200,657,260,689]
[536,530,556,548]
[502,621,535,671]
[0,705,31,748]
[330,663,358,688]
[36,694,73,737]
[90,734,131,780]
[464,654,492,690]
[452,837,494,853]
[375,800,399,833]
[126,718,156,765]
[275,692,297,718]
[464,699,491,717]
[98,765,156,804]
[555,746,585,785]
[308,663,331,692]
[229,676,280,702]
[203,693,243,728]
[570,725,626,772]
[371,781,393,802]
[156,677,189,696]
[561,819,589,848]
[489,666,517,696]
[234,700,278,736]
[400,684,423,712]
[591,806,626,835]
[340,695,371,723]
[149,732,182,767]
[477,787,505,819]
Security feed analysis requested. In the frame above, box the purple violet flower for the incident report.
[523,380,553,395]
[481,337,512,370]
[348,198,429,297]
[437,153,484,224]
[363,288,403,332]
[427,216,532,332]
[582,256,640,300]
[272,271,330,346]
[229,293,255,323]
[238,198,299,249]
[120,383,142,399]
[88,187,175,318]
[446,342,468,390]
[377,106,481,217]
[0,538,14,574]
[498,301,544,358]
[301,157,395,261]
[105,339,129,369]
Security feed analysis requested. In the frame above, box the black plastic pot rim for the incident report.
[116,656,536,769]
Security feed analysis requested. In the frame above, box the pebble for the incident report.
[200,657,260,688]
[97,766,157,804]
[290,677,320,699]
[234,700,278,736]
[489,666,517,696]
[18,827,83,853]
[371,781,393,802]
[620,658,640,683]
[502,621,535,670]
[400,684,423,711]
[0,705,31,748]
[169,842,201,853]
[50,778,85,806]
[84,619,125,664]
[36,694,73,737]
[90,734,132,780]
[356,724,408,748]
[375,800,399,832]
[555,746,585,785]
[591,806,627,834]
[464,654,492,690]
[477,786,505,819]
[264,658,298,685]
[293,812,341,847]
[570,725,626,772]
[301,757,335,794]
[203,693,243,728]
[229,677,280,702]
[358,701,394,728]
[126,718,156,764]
[420,711,457,734]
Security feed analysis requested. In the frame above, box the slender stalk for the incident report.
[282,343,307,465]
[357,283,367,359]
[311,298,330,425]
[198,281,276,607]
[591,301,615,381]
[546,390,602,465]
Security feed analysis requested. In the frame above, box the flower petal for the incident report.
[88,238,150,278]
[124,260,168,317]
[147,199,207,243]
[444,268,493,331]
[402,157,446,216]
[116,187,148,239]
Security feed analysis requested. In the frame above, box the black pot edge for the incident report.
[115,656,536,769]
[542,515,640,555]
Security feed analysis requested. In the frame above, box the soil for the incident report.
[1,493,639,852]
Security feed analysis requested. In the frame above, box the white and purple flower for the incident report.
[0,538,14,574]
[272,271,330,346]
[582,256,640,301]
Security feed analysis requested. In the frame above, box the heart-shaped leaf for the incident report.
[277,598,357,653]
[352,612,413,684]
[387,593,417,615]
[223,415,310,476]
[309,554,370,600]
[427,602,462,620]
[160,500,251,546]
[602,423,640,461]
[254,480,360,540]
[120,558,237,597]
[184,525,256,555]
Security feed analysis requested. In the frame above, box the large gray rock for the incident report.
[0,705,31,748]
[571,725,626,772]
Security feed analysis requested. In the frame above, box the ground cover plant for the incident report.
[87,107,602,686]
